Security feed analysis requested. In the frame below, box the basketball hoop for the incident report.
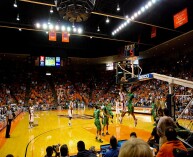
[126,56,138,61]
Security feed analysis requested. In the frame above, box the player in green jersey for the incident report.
[93,105,103,143]
[101,102,110,136]
[106,99,114,123]
[119,86,138,127]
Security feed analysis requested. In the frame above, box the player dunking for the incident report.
[68,101,73,126]
[119,86,137,127]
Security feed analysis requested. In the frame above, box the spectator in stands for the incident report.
[151,99,157,121]
[157,108,177,148]
[118,138,153,157]
[45,146,54,157]
[104,136,119,157]
[89,146,97,155]
[6,154,14,157]
[60,144,69,157]
[147,120,159,151]
[156,126,187,157]
[130,132,137,138]
[77,141,96,157]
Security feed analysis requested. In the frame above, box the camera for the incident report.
[52,144,60,150]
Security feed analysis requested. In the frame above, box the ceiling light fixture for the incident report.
[106,16,110,23]
[73,27,77,33]
[50,6,53,13]
[112,0,159,36]
[67,27,71,32]
[97,26,100,32]
[13,0,17,8]
[35,22,83,34]
[48,19,51,25]
[77,28,83,34]
[61,26,66,31]
[72,22,75,28]
[35,23,41,28]
[55,25,60,31]
[49,24,54,30]
[117,3,120,11]
[56,0,96,23]
[16,14,20,21]
[43,23,48,30]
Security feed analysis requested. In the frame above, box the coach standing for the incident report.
[5,105,13,138]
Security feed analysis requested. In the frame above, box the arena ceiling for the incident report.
[0,0,193,60]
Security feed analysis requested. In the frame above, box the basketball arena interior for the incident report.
[0,0,193,157]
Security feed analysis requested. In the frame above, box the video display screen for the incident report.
[106,63,114,71]
[45,57,55,66]
[40,56,45,66]
[39,56,60,67]
[55,57,61,67]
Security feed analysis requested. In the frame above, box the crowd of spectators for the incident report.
[1,52,193,157]
[1,56,193,126]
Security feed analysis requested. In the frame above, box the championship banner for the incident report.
[62,32,69,43]
[174,8,188,29]
[151,26,156,38]
[49,30,56,41]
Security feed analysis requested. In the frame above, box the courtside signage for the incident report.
[138,74,153,80]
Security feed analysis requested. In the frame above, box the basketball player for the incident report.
[151,99,157,122]
[68,101,73,126]
[106,99,114,123]
[119,88,126,108]
[115,98,121,121]
[119,88,126,122]
[29,104,34,128]
[101,102,110,136]
[93,105,103,143]
[119,86,137,127]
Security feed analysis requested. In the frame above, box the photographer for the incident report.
[45,145,60,157]
[60,144,69,157]
[77,141,97,157]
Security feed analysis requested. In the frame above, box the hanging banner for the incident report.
[151,26,156,38]
[174,8,188,29]
[62,32,69,43]
[49,30,56,41]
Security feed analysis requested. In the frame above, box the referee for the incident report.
[5,105,13,138]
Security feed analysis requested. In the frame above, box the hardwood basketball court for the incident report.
[0,109,154,157]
